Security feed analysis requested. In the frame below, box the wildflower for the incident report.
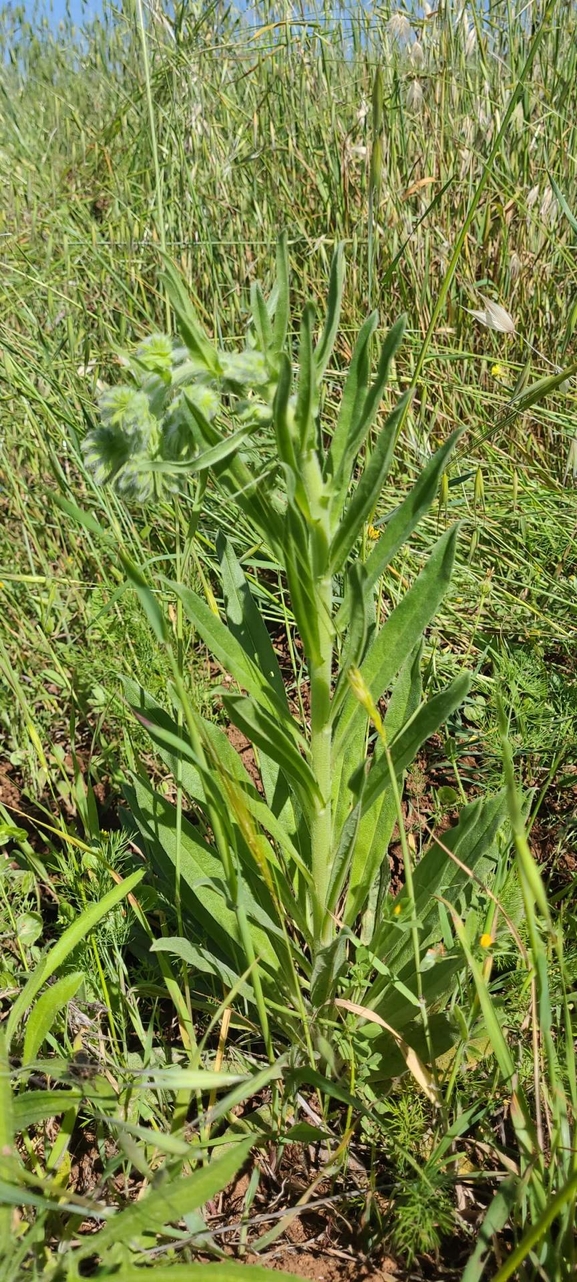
[491,363,506,378]
[467,296,515,334]
[367,523,380,540]
[480,933,493,948]
[394,903,402,916]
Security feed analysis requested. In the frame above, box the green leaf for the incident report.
[75,1138,254,1260]
[251,280,274,356]
[283,505,321,667]
[188,424,255,472]
[329,392,410,572]
[120,554,168,644]
[310,934,347,1010]
[160,257,221,375]
[461,1176,521,1282]
[217,535,287,706]
[334,526,458,748]
[223,694,320,810]
[362,673,472,814]
[368,792,507,1001]
[52,493,111,540]
[273,353,298,470]
[150,937,251,996]
[125,683,312,892]
[173,583,292,728]
[0,1032,14,1253]
[126,778,282,975]
[294,303,317,450]
[272,230,290,352]
[104,1263,302,1282]
[332,315,407,508]
[326,311,378,480]
[5,870,144,1049]
[332,562,370,717]
[489,1169,577,1282]
[549,173,577,235]
[13,1090,83,1130]
[286,1066,372,1118]
[344,643,423,924]
[346,427,462,620]
[23,971,84,1065]
[314,243,345,378]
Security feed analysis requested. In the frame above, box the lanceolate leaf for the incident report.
[23,971,85,1065]
[332,315,407,510]
[124,682,312,892]
[326,311,378,480]
[126,778,282,975]
[329,392,410,572]
[173,583,295,733]
[344,643,423,925]
[75,1138,254,1260]
[338,427,462,626]
[121,555,169,644]
[217,535,287,705]
[334,526,458,749]
[6,870,145,1049]
[272,229,290,352]
[368,791,508,1004]
[332,562,370,717]
[223,694,321,810]
[251,280,273,357]
[160,257,222,376]
[295,303,317,450]
[273,353,298,471]
[314,243,345,378]
[361,673,472,815]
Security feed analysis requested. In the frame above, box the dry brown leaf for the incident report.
[335,998,441,1107]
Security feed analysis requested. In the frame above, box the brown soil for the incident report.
[255,1246,398,1281]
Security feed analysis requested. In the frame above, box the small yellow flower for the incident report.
[491,363,505,378]
[367,523,380,541]
[480,932,493,948]
[394,903,402,917]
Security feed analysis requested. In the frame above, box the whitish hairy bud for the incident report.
[410,40,425,69]
[539,185,557,224]
[468,296,515,334]
[509,251,521,282]
[406,79,424,111]
[388,11,412,41]
[458,7,476,56]
[357,97,369,124]
[527,184,540,210]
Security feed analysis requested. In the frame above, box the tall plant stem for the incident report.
[310,571,333,947]
[135,0,170,330]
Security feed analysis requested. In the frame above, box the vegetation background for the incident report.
[1,0,577,1277]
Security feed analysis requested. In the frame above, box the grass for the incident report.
[1,0,577,1277]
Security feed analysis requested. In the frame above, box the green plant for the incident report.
[79,240,507,1095]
